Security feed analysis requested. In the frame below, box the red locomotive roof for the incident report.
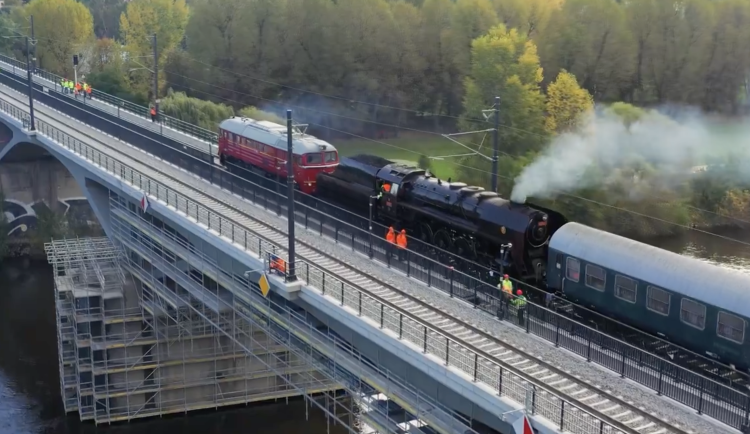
[219,116,337,155]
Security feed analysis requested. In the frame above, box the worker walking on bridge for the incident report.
[150,105,157,122]
[396,229,407,261]
[512,290,527,326]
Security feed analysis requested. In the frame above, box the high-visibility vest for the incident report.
[512,295,527,307]
[386,228,395,243]
[75,83,81,91]
[501,279,513,294]
[150,108,156,116]
[86,85,92,94]
[396,233,407,249]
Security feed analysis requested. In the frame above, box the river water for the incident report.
[1,228,749,434]
[0,259,348,434]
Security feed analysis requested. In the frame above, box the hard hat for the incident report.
[503,274,509,279]
[517,290,523,295]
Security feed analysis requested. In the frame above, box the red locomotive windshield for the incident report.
[304,151,338,166]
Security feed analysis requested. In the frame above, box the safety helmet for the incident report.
[517,290,523,296]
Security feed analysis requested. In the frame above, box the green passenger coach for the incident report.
[546,223,750,372]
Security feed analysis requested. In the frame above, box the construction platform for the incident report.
[45,237,339,424]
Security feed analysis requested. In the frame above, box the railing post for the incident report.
[379,304,384,329]
[559,400,565,430]
[398,314,403,339]
[340,281,344,306]
[358,291,362,316]
[422,327,428,353]
[444,338,449,365]
[473,353,479,382]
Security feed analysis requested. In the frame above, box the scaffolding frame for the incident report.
[46,235,338,425]
[108,192,479,434]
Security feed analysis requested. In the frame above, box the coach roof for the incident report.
[550,222,750,318]
[219,116,336,154]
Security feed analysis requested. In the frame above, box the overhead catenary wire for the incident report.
[159,79,750,249]
[7,29,747,243]
[164,62,750,229]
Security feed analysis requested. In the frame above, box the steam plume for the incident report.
[510,107,750,203]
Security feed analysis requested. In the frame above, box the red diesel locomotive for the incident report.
[218,116,339,194]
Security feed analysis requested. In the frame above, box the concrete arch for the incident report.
[0,118,114,238]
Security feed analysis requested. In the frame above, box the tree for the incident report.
[159,90,234,131]
[459,25,548,156]
[81,0,126,38]
[545,70,593,134]
[605,102,645,130]
[24,0,94,76]
[119,0,189,100]
[237,106,284,124]
[538,0,634,101]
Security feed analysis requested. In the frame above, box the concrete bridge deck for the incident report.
[0,63,737,434]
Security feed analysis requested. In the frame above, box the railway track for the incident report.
[6,58,746,398]
[0,88,692,434]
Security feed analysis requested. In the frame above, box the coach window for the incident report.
[565,257,580,282]
[646,286,670,316]
[717,311,745,344]
[585,264,606,291]
[614,275,637,303]
[325,151,337,163]
[680,298,706,330]
[307,153,323,165]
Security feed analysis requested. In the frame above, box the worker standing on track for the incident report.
[512,290,527,326]
[74,81,81,98]
[396,229,407,261]
[85,83,92,100]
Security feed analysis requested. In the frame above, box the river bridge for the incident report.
[0,56,744,434]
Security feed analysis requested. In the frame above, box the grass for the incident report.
[331,132,476,179]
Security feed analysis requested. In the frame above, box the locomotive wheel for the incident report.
[416,222,434,243]
[433,229,453,251]
[454,238,476,260]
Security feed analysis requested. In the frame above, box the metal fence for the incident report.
[1,99,683,434]
[0,67,748,431]
[0,53,219,144]
[8,51,741,392]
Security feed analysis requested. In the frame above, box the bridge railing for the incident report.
[0,69,747,430]
[0,53,219,144]
[1,100,654,434]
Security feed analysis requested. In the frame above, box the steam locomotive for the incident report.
[316,155,567,283]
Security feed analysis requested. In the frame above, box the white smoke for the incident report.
[510,107,750,203]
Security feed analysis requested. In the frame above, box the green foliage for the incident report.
[417,155,432,172]
[159,89,234,131]
[25,0,95,76]
[237,106,285,124]
[459,25,548,156]
[86,64,146,104]
[30,207,68,251]
[605,102,646,129]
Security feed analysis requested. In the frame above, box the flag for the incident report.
[511,414,533,434]
[140,193,150,213]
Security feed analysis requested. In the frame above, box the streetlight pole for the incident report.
[152,33,159,121]
[285,110,297,282]
[25,16,35,131]
[491,96,500,193]
[368,194,378,257]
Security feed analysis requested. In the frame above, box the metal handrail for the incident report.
[0,100,691,434]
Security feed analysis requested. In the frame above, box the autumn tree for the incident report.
[24,0,94,76]
[545,70,593,134]
[539,0,634,101]
[460,25,547,154]
[119,0,188,101]
[81,0,126,38]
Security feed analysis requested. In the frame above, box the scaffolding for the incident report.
[107,191,479,434]
[46,236,339,425]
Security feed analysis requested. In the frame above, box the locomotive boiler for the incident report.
[317,155,567,282]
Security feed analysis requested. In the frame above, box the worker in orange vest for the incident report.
[386,226,395,244]
[85,84,92,99]
[150,106,157,122]
[74,82,82,98]
[396,229,407,260]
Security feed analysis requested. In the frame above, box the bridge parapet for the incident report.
[0,96,653,434]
